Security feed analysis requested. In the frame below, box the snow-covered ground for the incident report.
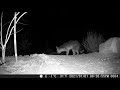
[0,52,120,74]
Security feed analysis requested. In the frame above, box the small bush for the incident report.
[18,30,31,55]
[82,31,105,53]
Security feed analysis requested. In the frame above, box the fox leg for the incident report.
[76,50,79,55]
[66,50,69,55]
[72,50,75,55]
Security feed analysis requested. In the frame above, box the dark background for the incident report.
[0,8,120,55]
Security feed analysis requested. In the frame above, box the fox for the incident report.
[56,40,84,55]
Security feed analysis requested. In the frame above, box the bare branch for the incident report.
[17,21,29,25]
[0,12,3,46]
[0,21,28,28]
[0,22,10,28]
[10,28,23,36]
[16,12,27,24]
[5,15,15,42]
[5,12,27,46]
[4,25,14,46]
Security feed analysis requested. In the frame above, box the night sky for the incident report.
[0,8,120,55]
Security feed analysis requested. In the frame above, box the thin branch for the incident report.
[10,27,23,36]
[16,12,27,23]
[15,12,20,16]
[4,24,14,46]
[4,12,27,46]
[0,21,28,28]
[5,15,15,42]
[5,12,20,42]
[17,22,29,25]
[0,12,3,46]
[0,22,10,28]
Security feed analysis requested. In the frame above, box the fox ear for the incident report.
[56,46,58,49]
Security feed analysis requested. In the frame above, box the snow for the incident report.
[0,52,120,74]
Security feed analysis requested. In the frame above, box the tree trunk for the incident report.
[14,12,18,63]
[14,27,17,63]
[2,46,6,63]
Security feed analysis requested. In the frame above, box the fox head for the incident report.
[56,46,60,53]
[56,46,64,54]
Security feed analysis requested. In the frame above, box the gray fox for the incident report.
[56,40,84,55]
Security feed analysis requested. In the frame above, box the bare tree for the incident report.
[0,12,27,64]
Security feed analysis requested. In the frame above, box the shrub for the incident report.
[82,31,105,53]
[18,30,31,55]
